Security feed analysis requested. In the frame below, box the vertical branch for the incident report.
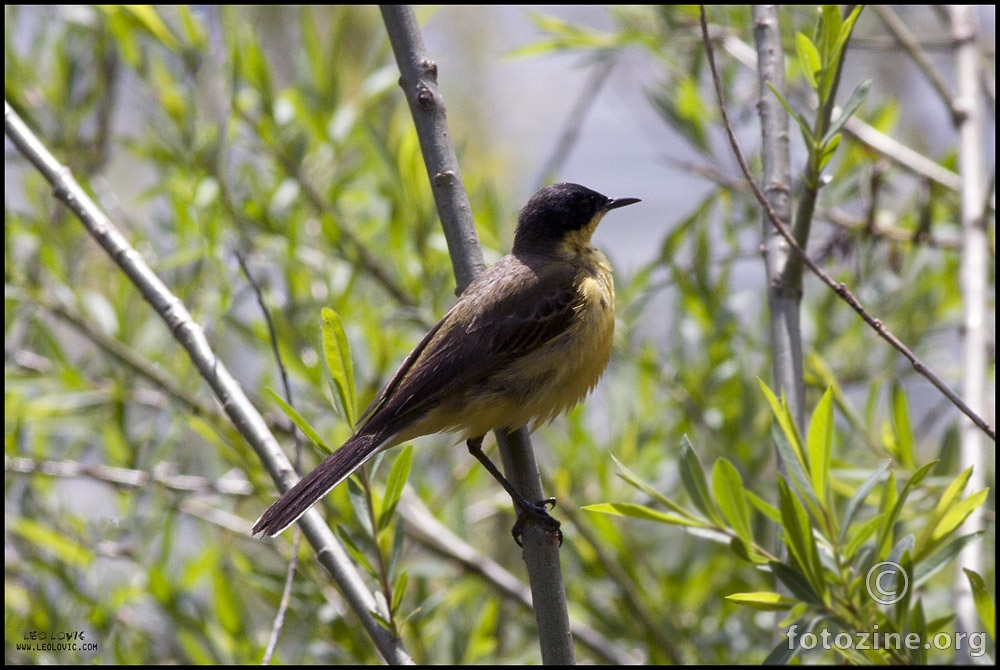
[380,5,484,291]
[379,6,575,664]
[948,5,990,654]
[751,5,805,433]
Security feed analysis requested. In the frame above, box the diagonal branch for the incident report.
[4,100,415,665]
[697,10,995,442]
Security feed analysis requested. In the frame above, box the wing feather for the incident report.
[359,256,579,434]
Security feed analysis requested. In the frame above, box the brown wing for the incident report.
[358,255,579,435]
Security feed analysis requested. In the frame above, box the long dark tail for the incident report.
[252,429,392,536]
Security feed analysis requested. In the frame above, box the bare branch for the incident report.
[873,5,959,122]
[697,12,996,442]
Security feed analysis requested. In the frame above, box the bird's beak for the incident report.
[605,197,641,211]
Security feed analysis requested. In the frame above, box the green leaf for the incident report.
[915,466,972,549]
[796,32,822,90]
[582,502,709,528]
[8,518,91,568]
[336,525,376,578]
[843,514,885,562]
[99,5,183,52]
[838,460,891,544]
[391,571,409,617]
[770,561,824,605]
[817,133,841,172]
[712,458,753,544]
[964,569,995,641]
[777,477,824,595]
[214,568,242,635]
[890,384,915,468]
[766,83,816,149]
[321,307,357,427]
[913,531,984,588]
[679,436,724,526]
[771,424,822,521]
[611,453,702,521]
[822,78,871,146]
[757,379,807,471]
[379,445,413,531]
[836,6,864,57]
[805,387,834,504]
[929,488,989,544]
[266,387,332,453]
[725,591,797,611]
[347,477,374,538]
[820,5,843,63]
[874,461,937,559]
[746,489,782,524]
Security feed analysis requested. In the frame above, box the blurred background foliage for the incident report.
[5,5,994,664]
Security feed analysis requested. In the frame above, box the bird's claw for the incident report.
[511,497,563,547]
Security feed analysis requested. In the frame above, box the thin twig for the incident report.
[236,253,303,665]
[532,58,616,190]
[5,455,254,495]
[718,30,964,191]
[873,5,959,123]
[697,11,995,441]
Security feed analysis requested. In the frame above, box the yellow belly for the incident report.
[416,252,615,441]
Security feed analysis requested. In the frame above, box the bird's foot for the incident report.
[512,497,563,547]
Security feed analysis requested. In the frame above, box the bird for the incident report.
[252,183,640,540]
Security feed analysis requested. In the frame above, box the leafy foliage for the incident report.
[5,4,993,665]
[589,383,989,663]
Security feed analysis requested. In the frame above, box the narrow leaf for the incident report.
[582,502,709,528]
[796,32,821,89]
[679,437,724,526]
[391,571,409,617]
[267,388,331,453]
[778,477,823,594]
[766,83,816,146]
[321,307,357,427]
[964,569,995,641]
[915,466,973,548]
[805,388,834,504]
[822,79,871,145]
[725,591,798,611]
[757,379,808,473]
[843,514,885,562]
[913,531,984,588]
[611,453,702,521]
[838,460,891,544]
[875,461,938,559]
[836,6,864,56]
[890,384,915,468]
[746,489,782,524]
[712,458,753,545]
[930,488,989,544]
[770,561,824,605]
[379,445,413,531]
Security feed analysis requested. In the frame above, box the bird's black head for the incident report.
[512,183,639,254]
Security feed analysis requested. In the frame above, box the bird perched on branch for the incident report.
[253,183,640,542]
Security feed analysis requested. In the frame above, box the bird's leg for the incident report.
[466,436,562,546]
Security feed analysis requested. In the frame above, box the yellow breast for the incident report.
[472,247,615,434]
